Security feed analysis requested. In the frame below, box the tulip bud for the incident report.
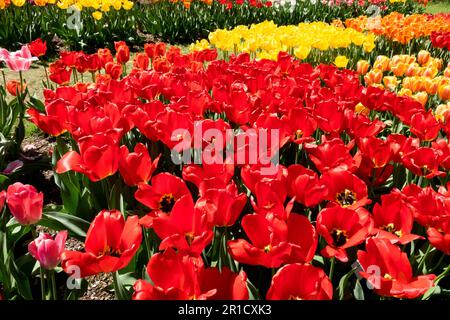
[6,80,26,96]
[425,79,439,95]
[6,183,43,225]
[417,50,431,66]
[356,60,370,75]
[445,68,450,78]
[115,43,130,65]
[364,70,383,85]
[383,76,399,91]
[133,53,149,70]
[28,231,67,270]
[391,62,407,77]
[421,67,438,78]
[413,91,428,107]
[373,55,390,72]
[105,62,122,80]
[438,84,450,101]
[435,104,450,122]
[398,88,413,97]
[405,63,420,77]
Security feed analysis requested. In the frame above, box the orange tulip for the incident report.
[383,76,399,91]
[417,50,431,66]
[392,62,407,77]
[438,85,450,101]
[364,70,383,86]
[356,60,370,75]
[6,80,26,96]
[413,91,428,107]
[373,56,390,72]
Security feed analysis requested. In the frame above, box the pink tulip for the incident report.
[0,190,6,212]
[6,182,43,225]
[0,45,38,72]
[0,48,8,61]
[28,231,68,270]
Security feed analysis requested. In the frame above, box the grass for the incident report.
[425,0,450,13]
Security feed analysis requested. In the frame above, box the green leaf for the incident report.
[338,269,355,300]
[38,206,90,240]
[422,285,441,300]
[353,279,365,300]
[113,271,132,300]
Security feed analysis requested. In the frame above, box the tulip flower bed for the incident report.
[357,52,450,108]
[0,30,450,300]
[0,0,423,51]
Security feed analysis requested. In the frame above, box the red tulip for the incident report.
[357,137,392,169]
[305,138,360,173]
[97,48,114,67]
[228,212,317,268]
[372,191,422,244]
[118,143,160,186]
[132,248,248,300]
[402,184,449,228]
[402,147,446,179]
[28,38,47,57]
[314,100,346,134]
[28,231,67,270]
[133,53,149,70]
[115,41,130,65]
[62,210,142,278]
[196,183,247,227]
[56,133,120,182]
[317,206,373,262]
[60,51,80,68]
[105,62,122,80]
[144,42,166,60]
[357,238,435,299]
[6,183,43,225]
[28,99,69,136]
[287,164,327,208]
[410,111,441,142]
[154,108,193,152]
[322,169,370,209]
[48,60,72,85]
[152,195,213,256]
[135,172,190,227]
[241,163,288,196]
[182,160,235,196]
[345,110,385,139]
[266,263,333,300]
[286,108,317,144]
[427,220,450,255]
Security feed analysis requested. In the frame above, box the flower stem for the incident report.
[43,65,50,88]
[435,263,450,285]
[48,269,57,300]
[329,257,336,282]
[31,226,46,300]
[1,70,6,88]
[417,244,432,274]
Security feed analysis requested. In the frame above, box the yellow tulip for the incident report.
[123,0,133,10]
[12,0,25,7]
[334,55,349,68]
[92,11,102,20]
[294,46,311,60]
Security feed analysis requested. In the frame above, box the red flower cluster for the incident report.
[34,46,446,300]
[431,31,450,51]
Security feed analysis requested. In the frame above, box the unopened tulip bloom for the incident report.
[6,183,43,225]
[28,231,68,270]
